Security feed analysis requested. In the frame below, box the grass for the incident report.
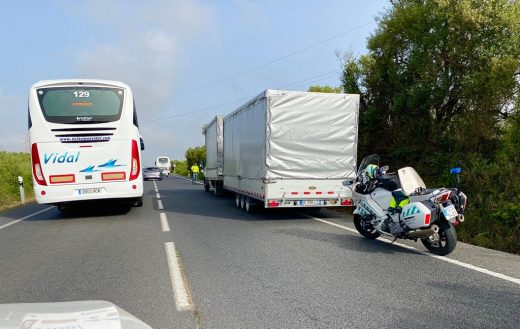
[0,151,33,209]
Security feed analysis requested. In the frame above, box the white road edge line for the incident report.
[156,193,161,199]
[164,242,192,311]
[160,212,170,232]
[157,199,164,210]
[304,215,520,286]
[173,175,203,185]
[0,206,54,231]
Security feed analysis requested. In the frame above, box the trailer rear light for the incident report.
[31,143,47,186]
[341,199,353,206]
[49,174,75,184]
[291,192,298,195]
[267,200,280,207]
[102,172,126,181]
[316,192,322,195]
[424,212,431,225]
[327,191,334,195]
[129,140,141,181]
[303,192,310,195]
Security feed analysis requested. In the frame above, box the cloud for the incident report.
[67,0,217,163]
[0,87,29,152]
[72,0,216,113]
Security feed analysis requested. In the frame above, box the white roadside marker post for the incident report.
[18,176,25,205]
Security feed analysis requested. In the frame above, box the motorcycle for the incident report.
[344,155,467,256]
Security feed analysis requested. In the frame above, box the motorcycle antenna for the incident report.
[450,167,462,192]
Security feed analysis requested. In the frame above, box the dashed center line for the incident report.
[158,199,164,210]
[160,212,170,232]
[303,214,520,286]
[156,192,161,199]
[165,242,192,311]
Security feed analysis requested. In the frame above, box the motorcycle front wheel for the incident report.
[353,214,380,239]
[421,221,457,256]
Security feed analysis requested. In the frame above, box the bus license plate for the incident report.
[78,188,102,195]
[442,205,458,220]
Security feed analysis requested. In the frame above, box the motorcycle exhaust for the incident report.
[405,228,435,239]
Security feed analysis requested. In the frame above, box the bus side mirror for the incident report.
[140,137,145,151]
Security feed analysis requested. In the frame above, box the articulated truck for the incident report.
[203,90,359,212]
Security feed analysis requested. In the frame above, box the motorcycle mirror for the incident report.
[342,179,353,187]
[450,167,462,174]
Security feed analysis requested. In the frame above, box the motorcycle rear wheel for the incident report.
[421,221,457,256]
[353,214,380,239]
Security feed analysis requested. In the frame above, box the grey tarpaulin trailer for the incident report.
[203,90,359,212]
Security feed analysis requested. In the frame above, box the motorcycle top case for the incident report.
[401,202,431,229]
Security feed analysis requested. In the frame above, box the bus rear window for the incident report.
[158,158,169,163]
[37,87,124,124]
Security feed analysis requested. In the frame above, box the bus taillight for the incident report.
[31,143,47,186]
[129,140,140,181]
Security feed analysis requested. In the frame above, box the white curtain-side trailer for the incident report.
[203,90,359,212]
[202,115,224,194]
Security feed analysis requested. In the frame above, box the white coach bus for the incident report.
[155,156,171,176]
[28,79,144,208]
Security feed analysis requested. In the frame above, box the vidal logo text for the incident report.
[44,152,80,164]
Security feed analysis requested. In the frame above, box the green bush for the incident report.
[0,152,33,207]
[172,160,189,176]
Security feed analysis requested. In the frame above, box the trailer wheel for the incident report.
[214,182,222,196]
[235,194,241,208]
[245,197,255,213]
[240,195,246,210]
[204,179,210,192]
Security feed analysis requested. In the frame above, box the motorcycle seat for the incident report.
[376,175,400,191]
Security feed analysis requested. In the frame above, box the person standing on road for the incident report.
[191,164,200,183]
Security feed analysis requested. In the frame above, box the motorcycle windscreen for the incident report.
[398,167,426,195]
[357,154,380,176]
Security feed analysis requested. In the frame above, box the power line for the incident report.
[143,20,374,110]
[279,70,340,89]
[175,0,338,76]
[131,1,338,87]
[142,95,254,124]
[141,69,343,124]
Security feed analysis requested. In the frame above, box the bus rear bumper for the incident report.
[33,180,144,204]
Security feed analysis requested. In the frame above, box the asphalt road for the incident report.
[0,176,519,329]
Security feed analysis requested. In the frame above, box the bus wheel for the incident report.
[133,197,143,207]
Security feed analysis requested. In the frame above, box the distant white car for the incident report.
[143,167,163,181]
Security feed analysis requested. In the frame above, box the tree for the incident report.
[185,146,206,169]
[308,85,342,93]
[341,0,520,253]
[171,160,188,176]
[342,0,520,169]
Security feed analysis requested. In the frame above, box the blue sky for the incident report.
[0,0,388,165]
